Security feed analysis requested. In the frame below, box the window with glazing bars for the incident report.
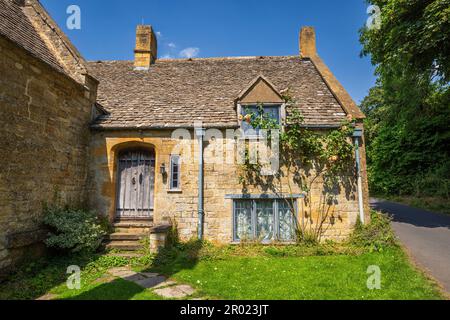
[241,105,281,136]
[170,155,181,190]
[233,199,296,242]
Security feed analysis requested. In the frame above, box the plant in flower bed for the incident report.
[348,210,397,252]
[152,211,396,267]
[43,206,108,253]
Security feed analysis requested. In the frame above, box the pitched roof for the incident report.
[0,0,64,73]
[237,75,284,104]
[0,0,92,85]
[88,56,349,129]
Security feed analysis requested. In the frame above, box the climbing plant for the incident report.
[238,100,356,243]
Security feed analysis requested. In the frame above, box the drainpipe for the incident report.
[195,127,206,239]
[353,128,365,224]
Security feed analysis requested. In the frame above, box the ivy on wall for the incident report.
[238,100,356,242]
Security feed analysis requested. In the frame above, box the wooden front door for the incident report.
[116,149,155,219]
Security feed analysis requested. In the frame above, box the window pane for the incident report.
[278,200,295,241]
[256,201,274,241]
[240,105,281,136]
[234,200,253,241]
[170,156,180,189]
[263,106,280,125]
[241,106,258,135]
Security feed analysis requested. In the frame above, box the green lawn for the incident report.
[1,245,442,300]
[148,247,442,300]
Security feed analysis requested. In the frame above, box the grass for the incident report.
[0,212,445,300]
[0,246,443,300]
[55,278,163,300]
[150,247,441,300]
[0,253,151,300]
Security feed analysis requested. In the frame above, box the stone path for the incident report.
[107,267,197,299]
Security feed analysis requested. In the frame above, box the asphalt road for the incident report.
[370,198,450,294]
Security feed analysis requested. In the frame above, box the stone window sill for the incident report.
[167,189,182,194]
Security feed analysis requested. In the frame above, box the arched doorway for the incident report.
[116,148,155,220]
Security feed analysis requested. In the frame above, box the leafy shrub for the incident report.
[43,206,108,253]
[348,210,397,252]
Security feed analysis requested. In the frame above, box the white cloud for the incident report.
[160,54,173,60]
[179,47,200,59]
[156,31,163,39]
[167,42,176,48]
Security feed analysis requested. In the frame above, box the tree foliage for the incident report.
[360,0,450,197]
[361,0,450,84]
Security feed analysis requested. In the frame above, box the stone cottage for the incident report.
[0,0,369,272]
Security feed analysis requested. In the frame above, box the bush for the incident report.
[43,206,108,253]
[348,210,397,252]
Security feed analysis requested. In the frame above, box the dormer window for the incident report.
[240,104,281,135]
[236,75,285,137]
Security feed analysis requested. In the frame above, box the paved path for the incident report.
[108,267,197,299]
[370,198,450,294]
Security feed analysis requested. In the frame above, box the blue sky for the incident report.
[41,0,376,103]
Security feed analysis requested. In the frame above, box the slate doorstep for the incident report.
[107,267,197,299]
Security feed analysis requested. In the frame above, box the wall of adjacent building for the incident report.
[89,128,363,244]
[0,36,95,274]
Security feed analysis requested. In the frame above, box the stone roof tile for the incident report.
[88,56,348,129]
[0,0,64,73]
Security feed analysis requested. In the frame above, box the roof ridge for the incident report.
[23,0,91,84]
[88,55,301,64]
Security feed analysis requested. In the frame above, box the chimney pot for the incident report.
[134,25,157,70]
[300,26,317,58]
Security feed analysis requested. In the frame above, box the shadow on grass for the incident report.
[140,239,203,281]
[0,252,110,300]
[0,238,205,300]
[60,239,204,300]
[62,278,146,300]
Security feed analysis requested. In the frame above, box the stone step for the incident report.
[113,220,154,228]
[114,227,151,234]
[105,240,143,251]
[113,220,153,234]
[106,233,146,241]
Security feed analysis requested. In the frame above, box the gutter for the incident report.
[89,124,239,131]
[195,127,206,239]
[353,128,365,224]
[90,123,344,132]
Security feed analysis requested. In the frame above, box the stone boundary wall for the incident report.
[0,36,94,275]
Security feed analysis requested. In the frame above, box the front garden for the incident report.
[0,211,444,300]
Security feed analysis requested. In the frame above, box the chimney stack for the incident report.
[134,25,157,70]
[299,26,317,58]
